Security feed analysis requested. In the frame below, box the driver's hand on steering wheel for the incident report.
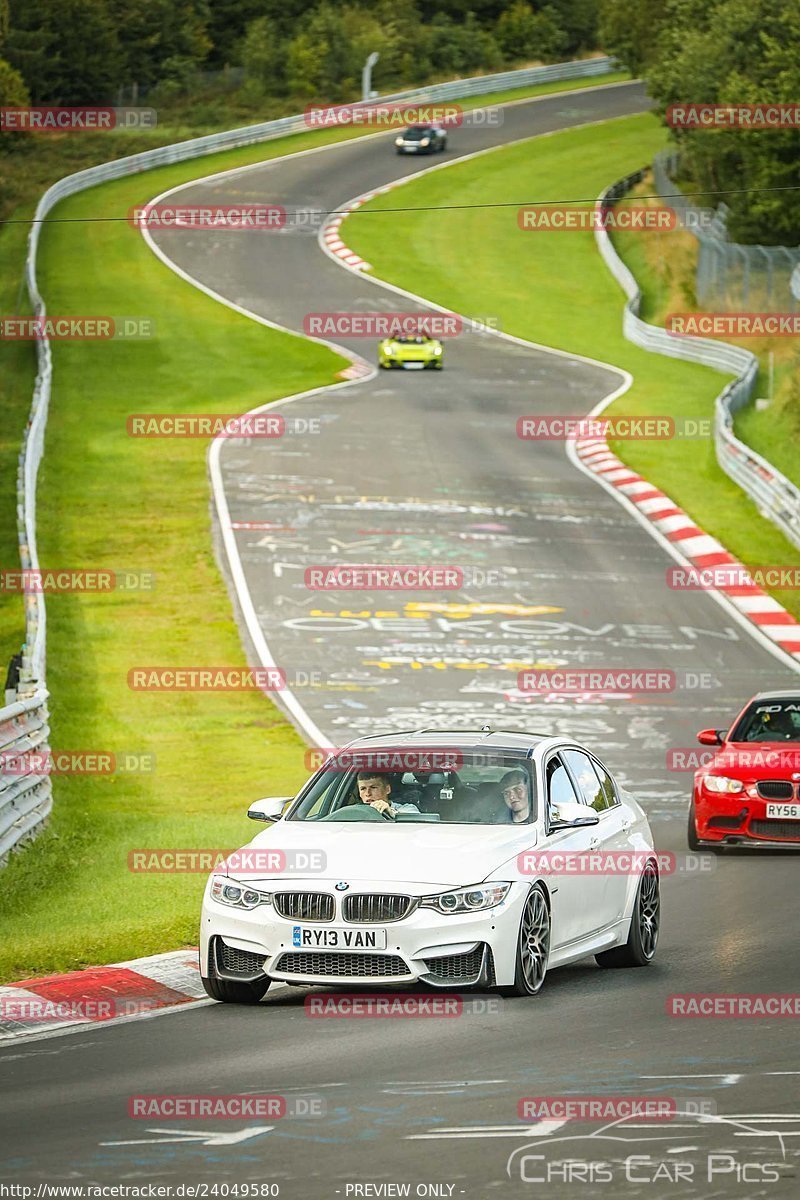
[370,798,394,817]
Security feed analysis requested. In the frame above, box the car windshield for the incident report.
[394,335,429,343]
[730,699,800,742]
[287,753,536,824]
[403,126,428,139]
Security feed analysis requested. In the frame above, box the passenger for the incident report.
[356,771,420,818]
[498,768,531,824]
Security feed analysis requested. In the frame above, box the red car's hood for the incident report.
[705,741,800,780]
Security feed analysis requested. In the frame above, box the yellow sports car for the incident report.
[378,333,444,369]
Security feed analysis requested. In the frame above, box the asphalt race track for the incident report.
[2,81,799,1198]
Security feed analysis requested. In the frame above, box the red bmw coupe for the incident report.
[689,691,800,849]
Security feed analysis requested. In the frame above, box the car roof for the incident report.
[749,691,800,702]
[338,728,551,755]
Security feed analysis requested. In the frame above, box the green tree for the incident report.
[109,0,211,92]
[241,16,286,97]
[286,2,351,98]
[598,0,669,74]
[0,55,29,148]
[647,0,800,244]
[6,0,122,103]
[495,2,566,63]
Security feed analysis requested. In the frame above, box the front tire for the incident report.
[499,885,550,996]
[596,860,659,969]
[201,974,270,1004]
[687,799,701,850]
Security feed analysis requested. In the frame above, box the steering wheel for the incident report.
[320,803,393,822]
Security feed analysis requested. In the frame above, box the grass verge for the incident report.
[612,175,800,500]
[343,112,800,618]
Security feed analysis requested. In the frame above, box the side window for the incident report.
[591,757,619,810]
[562,749,605,811]
[546,754,580,812]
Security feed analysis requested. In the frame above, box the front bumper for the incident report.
[201,882,527,988]
[380,354,441,369]
[694,786,800,845]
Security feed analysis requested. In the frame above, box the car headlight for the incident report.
[420,138,430,146]
[383,344,395,354]
[433,345,442,354]
[420,882,511,914]
[395,136,403,146]
[702,775,744,794]
[210,876,272,909]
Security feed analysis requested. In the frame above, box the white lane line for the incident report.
[640,1074,743,1084]
[408,1118,569,1141]
[103,1126,274,1147]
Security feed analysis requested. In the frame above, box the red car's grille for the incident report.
[756,780,795,800]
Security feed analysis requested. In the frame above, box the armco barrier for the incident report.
[597,170,800,552]
[0,56,617,862]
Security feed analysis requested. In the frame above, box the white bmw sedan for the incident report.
[200,730,660,1003]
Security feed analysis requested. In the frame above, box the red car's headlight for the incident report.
[702,775,745,794]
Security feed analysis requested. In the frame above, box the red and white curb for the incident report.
[323,199,373,271]
[337,359,373,380]
[573,435,800,658]
[0,949,204,1041]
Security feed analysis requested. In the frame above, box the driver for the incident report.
[498,768,531,824]
[356,771,419,818]
[758,708,798,741]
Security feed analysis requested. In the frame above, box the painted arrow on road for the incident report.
[102,1126,274,1147]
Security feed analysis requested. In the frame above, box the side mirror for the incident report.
[549,801,600,830]
[697,729,724,746]
[247,796,291,823]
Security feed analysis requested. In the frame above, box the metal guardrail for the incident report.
[597,169,800,551]
[0,55,618,863]
[653,150,800,313]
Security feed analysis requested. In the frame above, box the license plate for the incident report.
[292,925,387,950]
[766,803,800,819]
[403,361,425,369]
